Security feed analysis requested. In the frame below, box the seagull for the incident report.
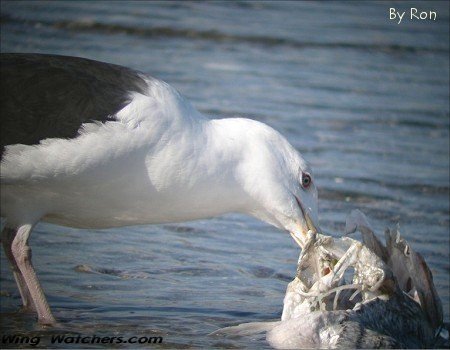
[0,53,319,325]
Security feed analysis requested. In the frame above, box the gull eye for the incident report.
[301,173,312,189]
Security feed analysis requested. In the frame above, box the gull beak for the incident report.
[304,209,321,234]
[290,195,321,249]
[289,231,305,249]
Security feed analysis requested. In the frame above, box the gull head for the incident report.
[226,119,320,247]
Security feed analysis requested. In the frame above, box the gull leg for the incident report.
[11,224,56,325]
[1,227,35,311]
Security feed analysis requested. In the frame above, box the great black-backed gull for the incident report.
[0,53,319,324]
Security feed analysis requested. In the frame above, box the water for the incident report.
[0,1,448,348]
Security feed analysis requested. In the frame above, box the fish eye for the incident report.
[301,172,312,189]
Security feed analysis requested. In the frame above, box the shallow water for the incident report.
[1,1,449,348]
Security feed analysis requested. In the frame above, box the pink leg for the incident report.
[1,227,35,311]
[11,224,56,325]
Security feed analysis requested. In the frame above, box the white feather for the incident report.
[1,77,316,233]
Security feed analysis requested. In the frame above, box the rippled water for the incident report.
[1,1,449,348]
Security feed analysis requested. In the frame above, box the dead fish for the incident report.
[212,210,448,349]
[346,209,443,330]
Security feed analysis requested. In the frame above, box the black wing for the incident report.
[0,53,147,157]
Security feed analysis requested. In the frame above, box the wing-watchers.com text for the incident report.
[1,334,163,347]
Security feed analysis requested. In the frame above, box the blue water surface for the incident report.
[1,1,448,348]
